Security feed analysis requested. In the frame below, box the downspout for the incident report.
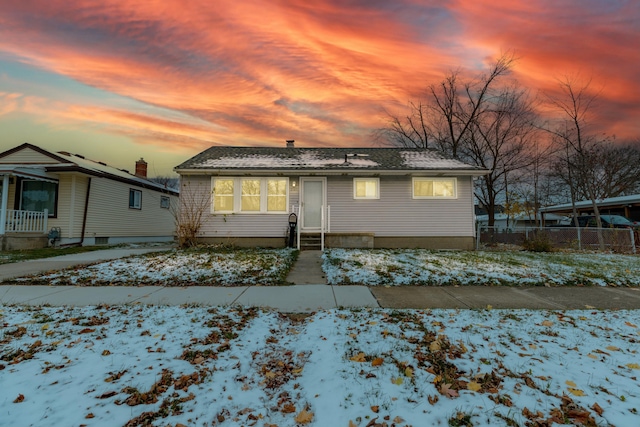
[79,178,92,246]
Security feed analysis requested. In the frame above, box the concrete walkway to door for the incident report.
[285,250,327,284]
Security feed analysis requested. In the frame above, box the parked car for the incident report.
[573,215,639,229]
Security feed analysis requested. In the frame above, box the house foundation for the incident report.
[1,234,48,251]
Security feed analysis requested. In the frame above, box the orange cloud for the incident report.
[0,0,638,167]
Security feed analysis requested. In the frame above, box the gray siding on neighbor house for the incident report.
[192,174,474,238]
[49,174,89,239]
[326,176,474,237]
[82,177,176,238]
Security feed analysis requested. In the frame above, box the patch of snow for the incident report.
[196,152,379,168]
[400,151,473,169]
[1,305,639,426]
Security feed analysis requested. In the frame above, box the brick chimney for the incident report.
[286,139,295,148]
[135,158,148,178]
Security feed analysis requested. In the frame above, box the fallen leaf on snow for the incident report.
[295,409,313,424]
[565,380,577,387]
[592,402,604,416]
[391,377,403,385]
[371,357,383,366]
[440,383,459,398]
[371,405,379,413]
[350,353,366,362]
[568,388,586,396]
[467,381,481,392]
[13,394,24,403]
[606,346,620,351]
[541,320,553,327]
[626,363,640,370]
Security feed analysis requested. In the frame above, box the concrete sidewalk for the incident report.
[2,247,640,312]
[0,246,174,281]
[371,286,640,310]
[0,284,379,312]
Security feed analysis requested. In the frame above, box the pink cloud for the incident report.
[0,0,638,158]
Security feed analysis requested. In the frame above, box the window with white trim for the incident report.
[129,189,142,209]
[212,177,289,213]
[353,178,379,199]
[213,179,235,212]
[20,180,58,216]
[412,177,457,199]
[267,179,288,211]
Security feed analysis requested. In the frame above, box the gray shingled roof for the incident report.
[175,147,484,172]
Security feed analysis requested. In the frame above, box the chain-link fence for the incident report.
[476,225,638,254]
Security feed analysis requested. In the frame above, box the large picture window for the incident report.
[412,178,457,199]
[353,178,379,199]
[212,177,289,213]
[20,180,58,216]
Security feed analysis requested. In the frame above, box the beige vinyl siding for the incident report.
[77,177,175,238]
[0,148,60,164]
[326,176,474,237]
[189,175,297,238]
[48,174,89,238]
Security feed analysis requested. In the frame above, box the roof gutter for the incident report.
[174,168,490,177]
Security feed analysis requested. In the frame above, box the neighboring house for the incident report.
[0,143,179,250]
[174,142,487,250]
[476,213,569,231]
[540,194,640,224]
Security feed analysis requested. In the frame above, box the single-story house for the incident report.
[0,143,179,250]
[540,194,640,224]
[174,142,488,250]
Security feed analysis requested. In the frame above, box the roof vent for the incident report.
[286,140,295,148]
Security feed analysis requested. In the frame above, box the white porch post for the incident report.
[0,174,8,235]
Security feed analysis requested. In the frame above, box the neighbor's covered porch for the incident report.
[0,167,58,250]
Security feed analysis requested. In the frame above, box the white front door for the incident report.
[300,178,325,230]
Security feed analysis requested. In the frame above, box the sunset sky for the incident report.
[1,0,639,176]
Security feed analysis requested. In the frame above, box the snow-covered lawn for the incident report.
[323,249,640,286]
[1,305,639,426]
[10,248,298,286]
[6,247,640,287]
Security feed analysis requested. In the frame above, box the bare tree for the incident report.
[464,85,540,226]
[382,52,517,158]
[545,76,607,228]
[589,142,640,198]
[173,177,212,248]
[149,176,180,191]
